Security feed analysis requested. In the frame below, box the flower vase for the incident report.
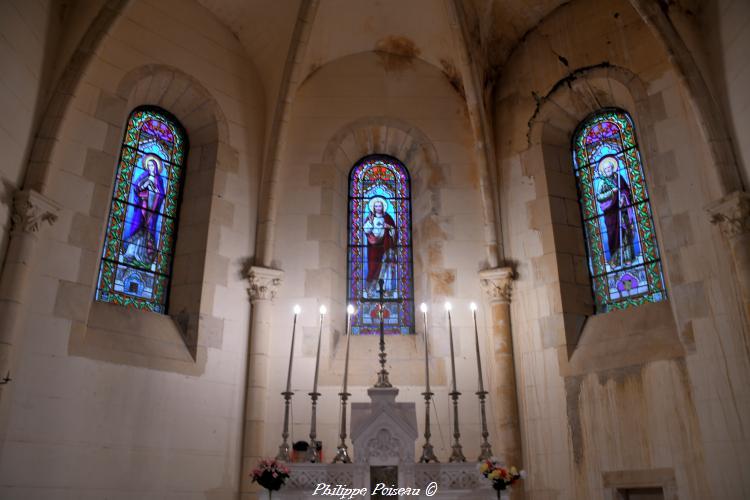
[494,487,511,500]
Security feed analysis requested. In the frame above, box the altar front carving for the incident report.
[273,386,496,499]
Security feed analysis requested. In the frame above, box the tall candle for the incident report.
[421,303,430,393]
[307,304,327,462]
[445,301,457,393]
[276,304,301,461]
[312,304,326,395]
[333,304,355,464]
[471,301,494,460]
[445,300,466,462]
[285,305,301,393]
[418,301,439,463]
[342,304,354,394]
[470,302,484,393]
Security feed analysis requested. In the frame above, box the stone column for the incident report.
[0,189,59,441]
[708,191,750,324]
[479,267,522,469]
[240,265,283,499]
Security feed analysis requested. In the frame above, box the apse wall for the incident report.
[0,0,265,498]
[267,51,497,464]
[702,0,750,185]
[494,0,749,498]
[0,1,58,267]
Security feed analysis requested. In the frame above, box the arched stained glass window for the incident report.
[95,106,187,313]
[572,108,666,313]
[348,155,414,334]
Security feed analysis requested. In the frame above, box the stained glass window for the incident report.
[95,106,187,313]
[572,108,666,313]
[348,155,414,334]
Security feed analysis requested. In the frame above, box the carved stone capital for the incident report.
[707,190,750,239]
[243,266,283,302]
[479,267,514,304]
[11,189,59,234]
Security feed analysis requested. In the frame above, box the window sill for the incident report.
[68,300,206,375]
[560,300,684,377]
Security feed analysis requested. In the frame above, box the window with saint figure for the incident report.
[572,108,666,313]
[348,155,414,334]
[95,106,187,313]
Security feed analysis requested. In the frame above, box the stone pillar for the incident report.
[0,189,59,441]
[240,265,283,499]
[708,191,750,324]
[478,267,522,469]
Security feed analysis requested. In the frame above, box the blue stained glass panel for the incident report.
[95,106,187,313]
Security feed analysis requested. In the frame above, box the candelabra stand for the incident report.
[306,390,321,462]
[333,304,355,463]
[332,389,352,463]
[419,303,439,463]
[471,303,494,461]
[276,389,294,461]
[374,279,392,388]
[477,389,493,461]
[276,306,300,462]
[446,304,466,463]
[306,306,326,462]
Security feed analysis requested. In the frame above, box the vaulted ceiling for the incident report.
[194,0,570,104]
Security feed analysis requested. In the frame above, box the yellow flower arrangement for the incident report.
[479,457,525,496]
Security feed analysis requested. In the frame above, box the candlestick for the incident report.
[333,304,355,463]
[276,305,301,462]
[445,301,466,462]
[374,279,392,387]
[306,305,326,462]
[418,303,439,463]
[471,302,493,460]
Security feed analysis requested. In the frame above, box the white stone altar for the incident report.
[272,386,498,499]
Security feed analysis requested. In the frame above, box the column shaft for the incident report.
[239,266,282,499]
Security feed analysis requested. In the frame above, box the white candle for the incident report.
[311,305,326,395]
[342,304,354,394]
[445,301,458,394]
[470,302,485,393]
[284,305,301,394]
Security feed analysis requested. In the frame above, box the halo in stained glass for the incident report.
[572,108,666,313]
[95,106,187,313]
[347,155,414,334]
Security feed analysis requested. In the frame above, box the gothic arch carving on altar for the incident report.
[362,428,405,463]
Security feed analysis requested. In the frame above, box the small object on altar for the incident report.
[291,441,308,462]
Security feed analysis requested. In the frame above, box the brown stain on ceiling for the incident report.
[374,35,421,72]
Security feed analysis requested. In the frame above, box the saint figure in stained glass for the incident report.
[572,108,666,312]
[596,156,636,268]
[95,106,187,313]
[122,154,166,267]
[348,155,414,334]
[363,196,397,293]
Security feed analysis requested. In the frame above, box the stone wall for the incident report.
[701,0,750,185]
[494,0,750,498]
[0,0,265,497]
[0,0,57,266]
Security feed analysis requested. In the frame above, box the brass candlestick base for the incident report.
[332,391,352,464]
[306,391,322,463]
[477,389,494,461]
[275,390,294,462]
[418,391,439,463]
[448,390,466,463]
